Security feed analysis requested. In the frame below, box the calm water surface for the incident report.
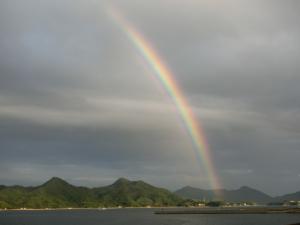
[0,209,299,225]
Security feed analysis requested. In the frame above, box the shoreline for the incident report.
[154,207,300,214]
[0,206,178,211]
[1,206,300,214]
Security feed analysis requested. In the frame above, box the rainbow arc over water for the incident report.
[108,6,221,192]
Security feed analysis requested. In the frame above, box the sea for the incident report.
[0,208,299,225]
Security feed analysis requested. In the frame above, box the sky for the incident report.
[0,0,300,196]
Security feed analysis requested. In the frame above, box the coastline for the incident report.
[154,207,300,214]
[1,206,300,214]
[0,206,177,211]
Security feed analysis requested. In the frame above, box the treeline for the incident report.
[0,177,182,209]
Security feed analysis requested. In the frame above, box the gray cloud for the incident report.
[0,0,300,196]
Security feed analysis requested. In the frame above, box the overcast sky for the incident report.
[1,0,300,196]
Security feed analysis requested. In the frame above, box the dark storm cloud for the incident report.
[0,0,299,195]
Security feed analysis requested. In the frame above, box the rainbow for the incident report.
[108,6,222,192]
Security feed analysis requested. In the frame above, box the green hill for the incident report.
[93,178,181,207]
[26,177,96,208]
[0,177,182,209]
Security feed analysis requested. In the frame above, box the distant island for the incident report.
[0,177,299,209]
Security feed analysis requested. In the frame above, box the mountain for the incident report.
[1,178,299,209]
[274,191,300,202]
[31,177,95,208]
[0,177,182,209]
[175,186,273,204]
[0,185,6,191]
[92,177,182,207]
[175,186,215,201]
[0,177,94,209]
[223,186,273,203]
